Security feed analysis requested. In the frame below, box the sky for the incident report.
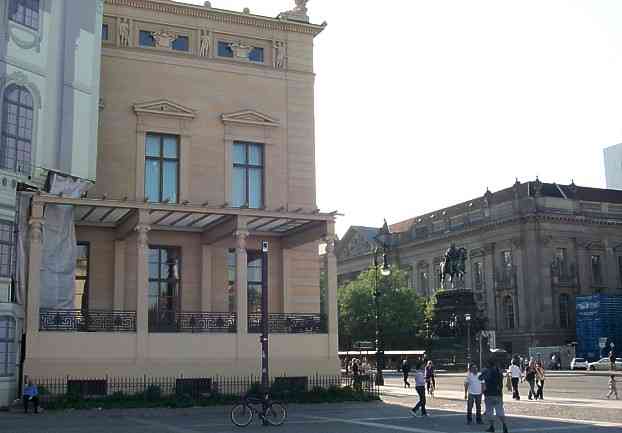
[180,0,622,236]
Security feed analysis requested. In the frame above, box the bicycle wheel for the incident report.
[231,403,253,427]
[264,402,287,426]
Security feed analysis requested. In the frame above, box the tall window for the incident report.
[504,295,514,329]
[232,142,264,208]
[227,249,236,313]
[618,256,622,288]
[0,221,14,278]
[419,271,429,296]
[102,23,109,41]
[75,243,89,310]
[247,251,263,313]
[1,85,33,174]
[591,255,603,285]
[0,317,16,377]
[473,262,483,290]
[559,294,569,328]
[148,247,181,314]
[555,248,568,278]
[145,133,179,203]
[8,0,39,30]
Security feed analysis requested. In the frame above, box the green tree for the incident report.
[338,268,427,350]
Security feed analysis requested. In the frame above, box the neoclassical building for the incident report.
[22,0,339,383]
[0,0,103,406]
[337,179,622,355]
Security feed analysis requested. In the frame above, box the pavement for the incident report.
[1,372,621,433]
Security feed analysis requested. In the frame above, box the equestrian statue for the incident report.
[439,243,467,289]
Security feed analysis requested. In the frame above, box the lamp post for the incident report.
[465,313,472,368]
[373,220,392,386]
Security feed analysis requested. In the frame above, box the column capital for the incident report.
[28,217,44,244]
[235,229,249,249]
[135,224,151,248]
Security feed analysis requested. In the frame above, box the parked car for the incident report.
[587,358,622,371]
[570,357,588,370]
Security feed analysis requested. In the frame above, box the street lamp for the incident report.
[465,313,472,368]
[373,220,392,386]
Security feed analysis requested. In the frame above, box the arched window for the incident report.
[559,294,570,329]
[1,85,33,174]
[504,295,514,329]
[0,316,16,377]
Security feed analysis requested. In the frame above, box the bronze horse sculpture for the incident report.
[440,244,467,289]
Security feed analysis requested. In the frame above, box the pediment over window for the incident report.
[133,99,196,119]
[221,110,279,127]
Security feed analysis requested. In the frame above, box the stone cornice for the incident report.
[104,0,327,36]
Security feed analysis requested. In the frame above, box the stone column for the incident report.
[201,245,212,311]
[325,233,339,359]
[26,202,44,337]
[135,218,150,361]
[113,240,126,310]
[605,241,617,292]
[282,248,290,313]
[235,229,249,335]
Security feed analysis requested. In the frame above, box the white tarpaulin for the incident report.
[15,192,33,305]
[40,174,91,309]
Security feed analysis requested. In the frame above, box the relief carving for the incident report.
[152,30,178,49]
[273,41,287,69]
[199,29,211,57]
[230,41,253,59]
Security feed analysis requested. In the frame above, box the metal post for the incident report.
[260,241,269,392]
[466,321,471,368]
[374,249,384,386]
[479,332,483,370]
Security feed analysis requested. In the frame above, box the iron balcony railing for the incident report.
[148,310,237,333]
[39,309,137,332]
[248,313,327,334]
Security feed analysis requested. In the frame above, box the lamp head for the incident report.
[380,252,390,276]
[465,313,472,321]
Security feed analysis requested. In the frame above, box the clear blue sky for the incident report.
[181,0,622,236]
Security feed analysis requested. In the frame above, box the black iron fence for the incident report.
[39,309,137,332]
[148,311,237,333]
[32,373,377,404]
[248,313,327,334]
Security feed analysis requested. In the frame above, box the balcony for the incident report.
[248,313,327,334]
[148,311,236,333]
[39,309,137,332]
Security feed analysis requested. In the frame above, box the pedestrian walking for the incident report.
[410,362,428,417]
[525,360,536,400]
[609,350,616,371]
[425,360,436,397]
[464,363,483,425]
[606,375,618,400]
[482,358,509,433]
[351,358,361,390]
[535,361,545,400]
[508,360,522,400]
[402,358,411,388]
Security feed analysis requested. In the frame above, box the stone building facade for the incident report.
[337,179,622,355]
[22,0,339,382]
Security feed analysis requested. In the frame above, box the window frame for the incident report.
[473,261,483,290]
[559,293,570,329]
[217,41,234,58]
[246,250,263,314]
[1,84,34,175]
[504,295,515,329]
[0,316,16,377]
[148,245,182,313]
[591,254,603,286]
[75,242,90,311]
[0,220,14,279]
[102,23,109,41]
[232,141,264,209]
[8,0,40,31]
[144,133,180,204]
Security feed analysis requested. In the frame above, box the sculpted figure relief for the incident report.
[119,18,130,47]
[199,29,211,57]
[273,41,286,69]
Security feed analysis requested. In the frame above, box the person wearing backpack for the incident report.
[482,358,509,433]
[402,359,411,388]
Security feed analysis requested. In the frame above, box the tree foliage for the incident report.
[338,268,427,350]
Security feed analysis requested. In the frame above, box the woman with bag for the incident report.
[525,360,536,400]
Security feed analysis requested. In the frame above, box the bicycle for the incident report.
[230,393,287,427]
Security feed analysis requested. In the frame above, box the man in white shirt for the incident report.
[410,362,428,417]
[508,360,522,400]
[464,363,484,424]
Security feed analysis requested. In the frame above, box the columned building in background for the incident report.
[0,0,103,406]
[24,0,339,381]
[337,179,622,355]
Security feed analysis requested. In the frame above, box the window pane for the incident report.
[162,136,178,158]
[248,284,262,313]
[145,159,161,202]
[172,36,189,51]
[248,144,263,166]
[162,160,178,203]
[102,23,109,40]
[233,143,246,164]
[248,167,263,209]
[232,166,246,207]
[218,41,233,57]
[139,30,155,47]
[146,134,160,157]
[249,47,264,63]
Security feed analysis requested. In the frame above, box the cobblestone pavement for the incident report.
[2,393,622,433]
